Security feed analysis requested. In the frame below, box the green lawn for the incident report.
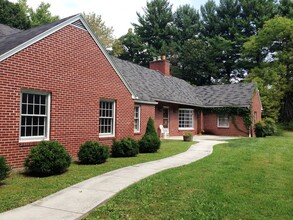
[85,132,293,220]
[0,140,193,213]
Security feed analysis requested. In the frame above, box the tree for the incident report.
[0,0,59,29]
[118,28,149,65]
[28,2,59,27]
[0,0,30,29]
[178,38,218,85]
[132,0,174,59]
[243,17,293,122]
[82,12,115,50]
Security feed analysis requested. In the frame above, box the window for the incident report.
[163,107,169,128]
[178,109,194,129]
[99,100,115,136]
[218,114,229,128]
[134,105,140,132]
[20,91,50,142]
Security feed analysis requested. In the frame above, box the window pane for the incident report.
[33,127,38,136]
[28,94,34,103]
[26,116,32,125]
[22,93,27,103]
[26,127,32,136]
[28,104,33,114]
[21,127,25,136]
[21,104,27,114]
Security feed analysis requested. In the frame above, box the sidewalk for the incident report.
[0,139,225,220]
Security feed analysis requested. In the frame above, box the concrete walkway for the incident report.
[0,137,228,220]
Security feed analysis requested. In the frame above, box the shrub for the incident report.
[139,117,161,153]
[263,118,276,136]
[78,141,109,164]
[255,120,267,137]
[112,138,139,157]
[0,156,10,182]
[24,141,71,176]
[285,121,293,131]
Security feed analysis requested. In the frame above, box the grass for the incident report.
[0,140,193,213]
[85,132,293,220]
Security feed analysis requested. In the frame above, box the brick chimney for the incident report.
[149,57,171,77]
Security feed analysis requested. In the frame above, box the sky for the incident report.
[13,0,219,38]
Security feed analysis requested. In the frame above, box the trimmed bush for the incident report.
[112,138,139,157]
[78,141,109,164]
[24,141,71,176]
[139,117,161,153]
[255,120,267,137]
[0,156,10,182]
[263,118,276,136]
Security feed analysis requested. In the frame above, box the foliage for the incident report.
[78,141,109,165]
[0,156,10,182]
[244,17,293,121]
[118,29,150,66]
[86,133,293,220]
[0,140,192,212]
[263,118,277,136]
[133,0,174,58]
[183,132,193,137]
[0,0,30,29]
[285,122,293,131]
[24,141,71,176]
[112,138,139,157]
[139,117,161,153]
[27,1,59,27]
[206,106,252,131]
[254,118,276,137]
[0,0,59,29]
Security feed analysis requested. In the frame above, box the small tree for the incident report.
[139,117,161,153]
[0,156,10,182]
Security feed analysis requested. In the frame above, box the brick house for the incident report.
[0,14,262,168]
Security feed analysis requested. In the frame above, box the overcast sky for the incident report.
[13,0,219,37]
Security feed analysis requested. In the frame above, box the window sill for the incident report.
[217,126,230,129]
[178,128,194,131]
[134,132,141,135]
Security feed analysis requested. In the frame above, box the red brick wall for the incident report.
[154,103,198,136]
[251,90,262,136]
[133,104,155,140]
[0,25,134,168]
[203,113,249,136]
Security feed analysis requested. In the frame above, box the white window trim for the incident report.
[178,108,194,130]
[134,105,140,133]
[217,114,230,128]
[19,90,51,143]
[99,100,115,137]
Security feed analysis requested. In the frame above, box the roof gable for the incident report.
[0,15,135,98]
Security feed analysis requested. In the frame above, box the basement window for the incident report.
[99,100,115,137]
[20,90,50,142]
[217,114,229,128]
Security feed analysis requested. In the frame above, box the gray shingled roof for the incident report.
[112,57,204,106]
[0,15,76,57]
[0,24,21,37]
[113,58,256,107]
[195,83,256,107]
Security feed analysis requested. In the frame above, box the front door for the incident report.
[163,107,169,130]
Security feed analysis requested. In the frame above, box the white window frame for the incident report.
[217,114,229,128]
[134,105,140,133]
[178,108,194,130]
[99,100,115,137]
[19,90,51,143]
